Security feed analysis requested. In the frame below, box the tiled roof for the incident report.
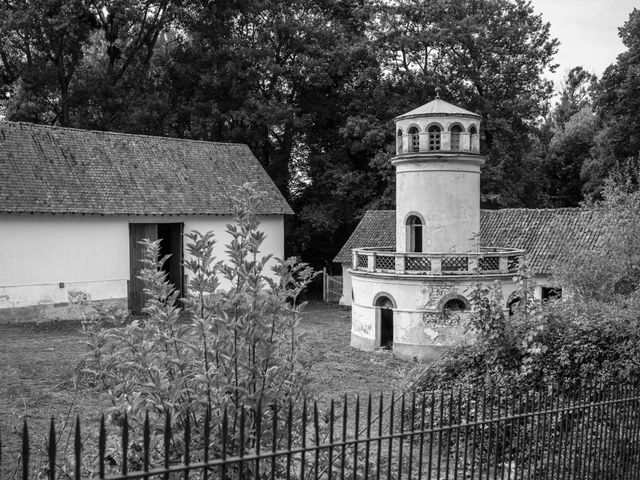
[334,210,396,264]
[333,208,603,274]
[0,121,293,215]
[394,98,481,121]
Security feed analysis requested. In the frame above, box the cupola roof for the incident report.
[394,98,481,121]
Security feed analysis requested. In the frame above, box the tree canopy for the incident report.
[6,1,639,268]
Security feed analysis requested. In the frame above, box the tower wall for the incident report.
[394,156,482,253]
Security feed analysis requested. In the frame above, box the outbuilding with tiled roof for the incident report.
[0,121,292,321]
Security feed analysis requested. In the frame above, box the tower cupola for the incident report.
[394,97,482,155]
[392,98,484,254]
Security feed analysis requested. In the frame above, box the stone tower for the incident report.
[393,97,483,254]
[348,97,524,361]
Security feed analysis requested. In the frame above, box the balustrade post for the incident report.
[499,256,508,273]
[395,254,405,274]
[468,255,479,273]
[431,256,441,274]
[352,251,358,270]
[367,253,375,272]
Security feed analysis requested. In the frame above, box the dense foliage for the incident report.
[1,1,639,270]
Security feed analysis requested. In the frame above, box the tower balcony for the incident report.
[396,132,480,155]
[351,247,526,276]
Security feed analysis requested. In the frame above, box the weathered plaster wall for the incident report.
[339,263,353,306]
[340,263,548,308]
[0,215,129,315]
[394,159,481,253]
[0,213,285,321]
[350,271,527,362]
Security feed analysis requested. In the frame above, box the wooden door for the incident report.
[129,223,158,314]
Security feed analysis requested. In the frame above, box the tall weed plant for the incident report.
[83,184,317,471]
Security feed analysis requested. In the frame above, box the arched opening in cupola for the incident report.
[408,126,420,152]
[450,124,463,151]
[406,215,423,253]
[469,125,478,135]
[428,125,441,150]
[396,129,403,154]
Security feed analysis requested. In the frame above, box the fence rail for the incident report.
[4,382,640,480]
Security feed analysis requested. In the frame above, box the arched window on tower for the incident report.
[408,126,420,152]
[469,125,477,135]
[450,124,463,151]
[396,129,403,154]
[428,125,441,151]
[406,215,423,253]
[443,298,467,320]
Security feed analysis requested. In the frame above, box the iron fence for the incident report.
[4,382,640,479]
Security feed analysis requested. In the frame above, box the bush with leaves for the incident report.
[83,184,317,474]
[411,264,640,394]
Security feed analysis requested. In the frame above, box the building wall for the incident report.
[339,262,548,307]
[394,157,482,253]
[349,271,521,361]
[349,269,551,362]
[0,213,284,322]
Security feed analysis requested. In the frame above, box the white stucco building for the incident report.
[0,121,292,322]
[334,98,601,362]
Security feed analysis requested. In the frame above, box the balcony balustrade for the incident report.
[396,132,480,155]
[351,246,525,276]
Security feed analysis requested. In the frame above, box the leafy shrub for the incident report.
[83,184,317,473]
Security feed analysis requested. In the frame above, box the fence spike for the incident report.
[341,394,348,480]
[417,393,427,480]
[164,411,171,480]
[445,389,453,480]
[353,394,360,480]
[273,403,279,480]
[47,418,55,480]
[143,411,150,475]
[255,402,262,478]
[122,412,128,476]
[203,405,210,480]
[313,401,320,480]
[22,419,29,480]
[453,387,461,480]
[300,398,307,480]
[364,393,372,480]
[74,416,81,480]
[398,393,406,480]
[328,399,334,480]
[376,393,383,480]
[99,415,106,480]
[285,401,292,480]
[387,391,395,480]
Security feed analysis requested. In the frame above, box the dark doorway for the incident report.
[375,295,395,349]
[380,309,394,348]
[158,223,184,300]
[129,223,184,314]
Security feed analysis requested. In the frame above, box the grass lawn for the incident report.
[0,302,416,474]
